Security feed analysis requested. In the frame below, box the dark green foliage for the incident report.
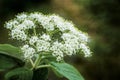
[32,68,48,80]
[0,44,25,80]
[0,54,24,72]
[5,68,33,80]
[0,44,23,60]
[0,44,24,71]
[0,44,48,80]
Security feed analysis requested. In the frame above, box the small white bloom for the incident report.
[21,45,35,59]
[80,43,91,57]
[21,44,29,51]
[50,14,64,24]
[5,22,13,29]
[61,33,78,41]
[39,16,54,31]
[62,21,74,31]
[50,15,66,31]
[56,56,62,62]
[40,34,51,41]
[63,43,76,56]
[16,24,27,30]
[75,31,89,43]
[11,29,27,41]
[50,41,64,61]
[29,13,44,20]
[22,19,35,29]
[29,36,38,45]
[5,20,18,29]
[16,13,27,20]
[50,41,63,51]
[36,40,50,52]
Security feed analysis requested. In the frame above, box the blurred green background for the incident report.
[0,0,120,80]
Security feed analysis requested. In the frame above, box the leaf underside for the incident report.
[50,62,84,80]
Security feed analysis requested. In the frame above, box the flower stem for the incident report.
[29,59,34,67]
[33,28,37,36]
[36,65,51,69]
[33,54,41,69]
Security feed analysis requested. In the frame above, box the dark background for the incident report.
[0,0,120,80]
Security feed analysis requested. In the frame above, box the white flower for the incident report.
[50,41,64,58]
[74,31,89,43]
[63,43,76,56]
[11,29,27,41]
[61,33,80,53]
[50,14,64,24]
[29,13,44,20]
[38,16,55,31]
[21,45,35,59]
[29,36,38,45]
[16,13,27,20]
[56,56,62,62]
[40,34,51,41]
[61,33,78,41]
[22,19,35,29]
[16,24,27,30]
[36,40,50,52]
[80,43,91,57]
[21,44,29,50]
[61,21,74,32]
[5,20,18,29]
[5,12,92,61]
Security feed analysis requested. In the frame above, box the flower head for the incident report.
[5,12,92,61]
[29,36,38,45]
[21,45,35,59]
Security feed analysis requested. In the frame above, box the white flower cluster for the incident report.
[21,44,35,59]
[5,12,91,61]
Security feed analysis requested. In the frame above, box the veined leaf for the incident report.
[50,62,84,80]
[0,54,17,71]
[0,44,24,71]
[5,67,33,80]
[0,53,24,71]
[0,44,22,60]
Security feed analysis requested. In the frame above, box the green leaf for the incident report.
[0,53,25,71]
[0,44,22,60]
[5,67,33,80]
[0,44,24,71]
[50,62,84,80]
[0,54,18,71]
[32,68,48,80]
